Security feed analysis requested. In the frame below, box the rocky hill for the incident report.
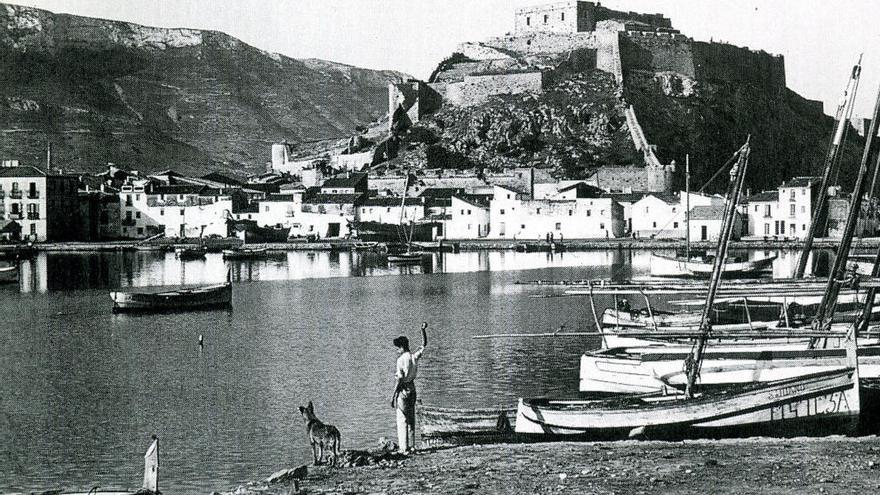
[383,22,865,194]
[0,3,406,175]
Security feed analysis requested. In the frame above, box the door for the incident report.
[327,222,340,238]
[499,222,506,237]
[179,224,185,238]
[790,223,796,236]
[701,225,707,241]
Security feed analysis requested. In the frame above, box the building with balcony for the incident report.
[0,165,79,241]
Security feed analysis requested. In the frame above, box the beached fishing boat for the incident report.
[110,272,231,312]
[649,252,777,278]
[516,366,859,439]
[0,264,18,283]
[419,406,516,446]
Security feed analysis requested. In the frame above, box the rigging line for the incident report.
[697,152,739,193]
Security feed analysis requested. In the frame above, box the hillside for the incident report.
[383,24,865,194]
[0,3,407,175]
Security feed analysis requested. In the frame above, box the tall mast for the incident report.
[795,56,863,278]
[812,83,880,336]
[685,140,750,398]
[685,154,690,260]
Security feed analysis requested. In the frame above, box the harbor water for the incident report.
[0,248,824,493]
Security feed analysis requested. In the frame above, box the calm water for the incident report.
[0,248,824,493]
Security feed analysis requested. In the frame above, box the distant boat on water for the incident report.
[110,272,232,313]
[650,252,777,278]
[175,246,207,260]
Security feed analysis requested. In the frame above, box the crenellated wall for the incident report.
[692,41,785,90]
[619,31,695,78]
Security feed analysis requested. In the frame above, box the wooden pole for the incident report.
[686,154,690,260]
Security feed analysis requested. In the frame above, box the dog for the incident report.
[298,401,341,466]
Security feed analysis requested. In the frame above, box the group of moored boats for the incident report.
[419,79,880,447]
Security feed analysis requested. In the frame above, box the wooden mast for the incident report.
[684,139,750,398]
[795,56,862,278]
[813,83,880,336]
[686,154,690,260]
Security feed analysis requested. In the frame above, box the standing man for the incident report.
[391,322,428,454]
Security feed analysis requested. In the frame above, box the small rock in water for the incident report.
[869,461,877,469]
[685,469,693,474]
[581,469,590,475]
[558,473,567,481]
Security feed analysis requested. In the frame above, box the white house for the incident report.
[488,185,624,239]
[257,194,302,229]
[119,183,234,239]
[357,197,425,225]
[742,177,819,239]
[743,190,778,237]
[689,205,742,241]
[632,192,721,239]
[295,194,360,239]
[444,195,490,239]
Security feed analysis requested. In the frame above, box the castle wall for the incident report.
[388,81,442,131]
[444,71,546,107]
[692,41,785,89]
[587,165,674,193]
[514,1,672,34]
[619,31,695,78]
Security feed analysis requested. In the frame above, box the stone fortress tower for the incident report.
[383,1,790,193]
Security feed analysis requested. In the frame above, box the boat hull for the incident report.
[517,368,859,439]
[650,253,777,278]
[580,342,880,395]
[0,265,18,283]
[388,252,423,263]
[110,283,231,312]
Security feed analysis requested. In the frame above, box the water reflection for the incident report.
[5,248,839,294]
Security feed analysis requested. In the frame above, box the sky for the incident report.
[7,0,880,117]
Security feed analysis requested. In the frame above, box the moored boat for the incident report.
[650,252,777,278]
[175,246,207,260]
[387,251,423,264]
[222,247,272,260]
[110,276,231,313]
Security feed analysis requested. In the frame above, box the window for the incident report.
[673,222,679,228]
[672,207,677,213]
[160,209,164,216]
[30,223,36,236]
[467,224,471,230]
[26,203,38,220]
[803,224,807,231]
[520,224,526,229]
[461,209,465,215]
[790,204,795,217]
[126,194,132,206]
[265,206,270,212]
[765,224,770,235]
[536,208,541,214]
[137,227,143,235]
[180,209,185,216]
[543,14,548,23]
[179,195,185,201]
[507,194,511,199]
[600,209,605,215]
[135,212,141,219]
[526,16,530,26]
[790,190,796,201]
[568,210,573,216]
[765,205,771,217]
[555,222,561,230]
[645,207,649,213]
[125,211,132,221]
[755,205,759,212]
[10,203,19,214]
[467,209,472,215]
[500,209,505,215]
[653,222,657,228]
[561,12,565,20]
[586,210,591,217]
[387,207,391,212]
[135,194,140,201]
[600,223,605,230]
[801,206,806,213]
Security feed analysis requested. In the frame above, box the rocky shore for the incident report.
[217,436,880,495]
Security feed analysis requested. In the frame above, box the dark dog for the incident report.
[298,401,341,466]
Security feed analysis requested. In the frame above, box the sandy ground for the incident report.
[217,436,880,495]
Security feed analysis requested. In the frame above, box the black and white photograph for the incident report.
[1,1,879,493]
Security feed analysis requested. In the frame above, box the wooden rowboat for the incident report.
[418,406,516,446]
[110,281,231,313]
[175,246,207,260]
[222,247,272,260]
[388,251,423,263]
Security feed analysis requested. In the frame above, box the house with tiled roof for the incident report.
[688,205,742,241]
[742,177,820,239]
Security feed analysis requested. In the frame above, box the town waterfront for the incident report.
[0,248,826,493]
